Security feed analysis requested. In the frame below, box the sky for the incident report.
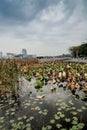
[0,0,87,56]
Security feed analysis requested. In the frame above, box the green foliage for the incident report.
[69,43,87,57]
[0,59,19,93]
[35,80,43,89]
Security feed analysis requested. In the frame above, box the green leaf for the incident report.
[77,123,85,129]
[50,119,55,124]
[42,126,47,130]
[46,125,52,130]
[56,124,62,128]
[65,118,71,122]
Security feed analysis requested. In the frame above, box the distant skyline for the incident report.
[0,0,87,56]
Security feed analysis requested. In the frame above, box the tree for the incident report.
[69,46,80,58]
[69,43,87,58]
[79,43,87,57]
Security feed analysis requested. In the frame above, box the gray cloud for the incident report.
[0,0,87,56]
[0,0,60,24]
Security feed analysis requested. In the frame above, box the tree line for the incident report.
[69,42,87,58]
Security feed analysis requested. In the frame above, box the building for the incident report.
[22,49,27,55]
[5,49,36,59]
[21,49,27,58]
[6,53,15,59]
[14,54,23,59]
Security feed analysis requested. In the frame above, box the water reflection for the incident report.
[0,78,87,130]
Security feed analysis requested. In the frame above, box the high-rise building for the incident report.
[22,49,27,55]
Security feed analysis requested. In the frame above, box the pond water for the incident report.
[0,77,87,130]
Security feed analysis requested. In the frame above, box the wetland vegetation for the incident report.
[0,59,87,130]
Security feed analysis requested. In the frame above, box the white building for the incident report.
[6,53,15,59]
[5,49,36,59]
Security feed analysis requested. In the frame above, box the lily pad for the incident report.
[77,123,85,129]
[50,119,55,124]
[42,127,47,130]
[56,123,62,129]
[71,112,77,116]
[46,125,52,130]
[65,118,71,122]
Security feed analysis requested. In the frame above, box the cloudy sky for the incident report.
[0,0,87,56]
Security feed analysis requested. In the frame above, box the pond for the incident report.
[0,77,87,130]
